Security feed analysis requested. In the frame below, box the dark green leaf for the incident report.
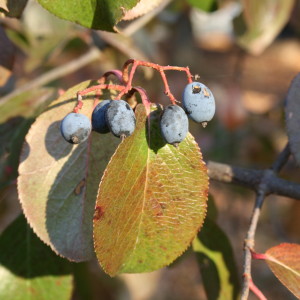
[37,0,140,32]
[0,215,73,300]
[193,218,240,300]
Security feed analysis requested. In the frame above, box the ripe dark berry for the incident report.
[105,100,136,138]
[182,82,215,124]
[160,105,189,146]
[92,100,111,133]
[60,113,91,144]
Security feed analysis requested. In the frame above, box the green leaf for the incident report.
[193,218,240,300]
[234,0,294,55]
[0,0,28,18]
[186,0,217,12]
[285,73,300,165]
[94,104,208,276]
[37,0,140,32]
[18,80,120,262]
[265,243,300,298]
[0,215,73,300]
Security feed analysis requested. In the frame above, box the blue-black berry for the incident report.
[92,100,111,134]
[182,82,215,124]
[105,100,136,138]
[160,104,189,146]
[60,113,91,144]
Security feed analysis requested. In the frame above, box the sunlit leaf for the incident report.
[187,0,217,12]
[234,0,294,55]
[94,104,208,276]
[0,215,73,300]
[37,0,140,32]
[193,218,240,300]
[18,80,120,262]
[265,243,300,298]
[285,73,300,165]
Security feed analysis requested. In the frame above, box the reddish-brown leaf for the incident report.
[265,243,300,298]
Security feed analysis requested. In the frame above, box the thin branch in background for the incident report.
[0,47,102,105]
[207,159,300,200]
[240,143,291,300]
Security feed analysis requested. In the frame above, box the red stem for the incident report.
[131,86,151,115]
[98,69,124,85]
[250,249,268,261]
[121,59,193,105]
[249,278,268,300]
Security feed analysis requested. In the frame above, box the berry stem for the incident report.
[131,86,151,115]
[121,59,193,104]
[98,69,124,85]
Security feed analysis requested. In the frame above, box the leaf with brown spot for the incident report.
[18,80,120,262]
[265,243,300,298]
[94,104,208,276]
[285,73,300,165]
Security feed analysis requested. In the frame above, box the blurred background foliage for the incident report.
[0,0,299,299]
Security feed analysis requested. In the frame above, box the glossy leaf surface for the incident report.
[18,81,120,261]
[94,104,208,276]
[0,215,73,300]
[193,218,240,300]
[265,243,300,298]
[37,0,139,32]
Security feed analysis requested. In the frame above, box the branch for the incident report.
[237,143,290,300]
[207,158,300,200]
[0,47,102,105]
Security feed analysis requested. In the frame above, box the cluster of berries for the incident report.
[60,82,215,146]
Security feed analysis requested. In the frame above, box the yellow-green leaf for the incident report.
[193,218,240,300]
[265,243,300,298]
[94,104,208,276]
[18,80,120,262]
